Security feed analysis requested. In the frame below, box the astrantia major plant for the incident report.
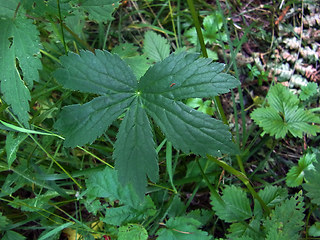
[54,50,240,198]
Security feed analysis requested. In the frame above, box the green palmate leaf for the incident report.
[118,224,148,240]
[55,50,239,197]
[143,31,170,62]
[78,0,119,23]
[251,83,320,139]
[286,153,317,187]
[254,186,288,217]
[156,217,211,240]
[211,185,252,222]
[303,158,320,205]
[264,192,305,240]
[0,14,42,126]
[114,98,159,197]
[299,82,318,101]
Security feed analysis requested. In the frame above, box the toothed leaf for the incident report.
[0,14,42,126]
[251,83,320,139]
[54,94,134,148]
[303,157,320,205]
[55,50,238,198]
[156,217,211,240]
[143,31,170,62]
[78,0,120,23]
[210,185,252,222]
[114,99,159,199]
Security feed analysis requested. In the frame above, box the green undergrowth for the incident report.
[0,0,320,239]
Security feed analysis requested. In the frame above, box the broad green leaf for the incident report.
[0,14,42,126]
[303,158,320,204]
[227,218,263,240]
[2,230,26,240]
[251,83,320,138]
[86,167,140,207]
[264,192,305,240]
[54,94,134,148]
[139,52,239,100]
[22,0,71,17]
[186,98,215,115]
[54,50,137,95]
[156,217,211,240]
[211,185,252,222]
[65,9,86,37]
[118,224,148,240]
[114,98,159,198]
[143,31,170,62]
[186,209,213,226]
[185,12,227,45]
[6,132,28,167]
[55,50,239,198]
[79,0,119,23]
[0,0,19,18]
[112,43,149,79]
[102,196,156,226]
[254,186,288,217]
[267,83,299,113]
[299,82,318,101]
[142,95,237,156]
[82,199,102,215]
[309,222,320,237]
[202,12,227,44]
[286,153,316,187]
[167,195,186,218]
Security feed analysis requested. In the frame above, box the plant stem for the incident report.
[207,154,270,215]
[215,0,246,143]
[57,0,68,55]
[196,158,225,206]
[186,0,227,124]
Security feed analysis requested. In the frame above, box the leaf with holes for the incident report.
[143,31,170,62]
[0,12,42,126]
[54,50,239,198]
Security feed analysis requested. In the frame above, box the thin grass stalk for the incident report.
[215,0,247,145]
[207,154,270,215]
[186,0,227,124]
[196,159,225,206]
[57,0,68,54]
